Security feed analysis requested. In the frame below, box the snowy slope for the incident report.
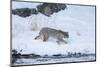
[12,1,42,9]
[12,1,95,55]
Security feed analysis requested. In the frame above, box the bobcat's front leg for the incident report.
[57,37,67,44]
[34,36,40,40]
[62,39,67,44]
[56,40,67,44]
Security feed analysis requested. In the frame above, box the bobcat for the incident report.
[34,27,69,44]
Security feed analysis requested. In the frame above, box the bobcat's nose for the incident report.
[67,33,69,38]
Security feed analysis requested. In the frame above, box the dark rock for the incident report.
[67,52,84,58]
[52,54,62,57]
[12,49,17,54]
[20,54,40,58]
[30,54,41,58]
[37,4,53,17]
[31,8,38,14]
[11,66,20,67]
[37,3,67,17]
[12,8,38,17]
[43,54,49,58]
[12,49,23,64]
[50,4,67,12]
[12,8,31,17]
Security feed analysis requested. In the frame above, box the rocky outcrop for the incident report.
[37,3,67,17]
[12,3,67,17]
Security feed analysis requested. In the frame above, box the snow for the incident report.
[12,1,42,9]
[12,1,96,55]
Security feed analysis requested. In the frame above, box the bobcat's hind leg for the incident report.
[43,33,48,42]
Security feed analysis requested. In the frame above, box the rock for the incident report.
[52,54,62,57]
[12,49,21,64]
[12,8,38,17]
[20,53,41,58]
[31,8,38,14]
[37,3,67,17]
[12,49,17,54]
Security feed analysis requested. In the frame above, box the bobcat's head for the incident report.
[64,32,69,38]
[59,30,69,38]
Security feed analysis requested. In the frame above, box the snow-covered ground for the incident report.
[12,1,96,56]
[15,55,95,65]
